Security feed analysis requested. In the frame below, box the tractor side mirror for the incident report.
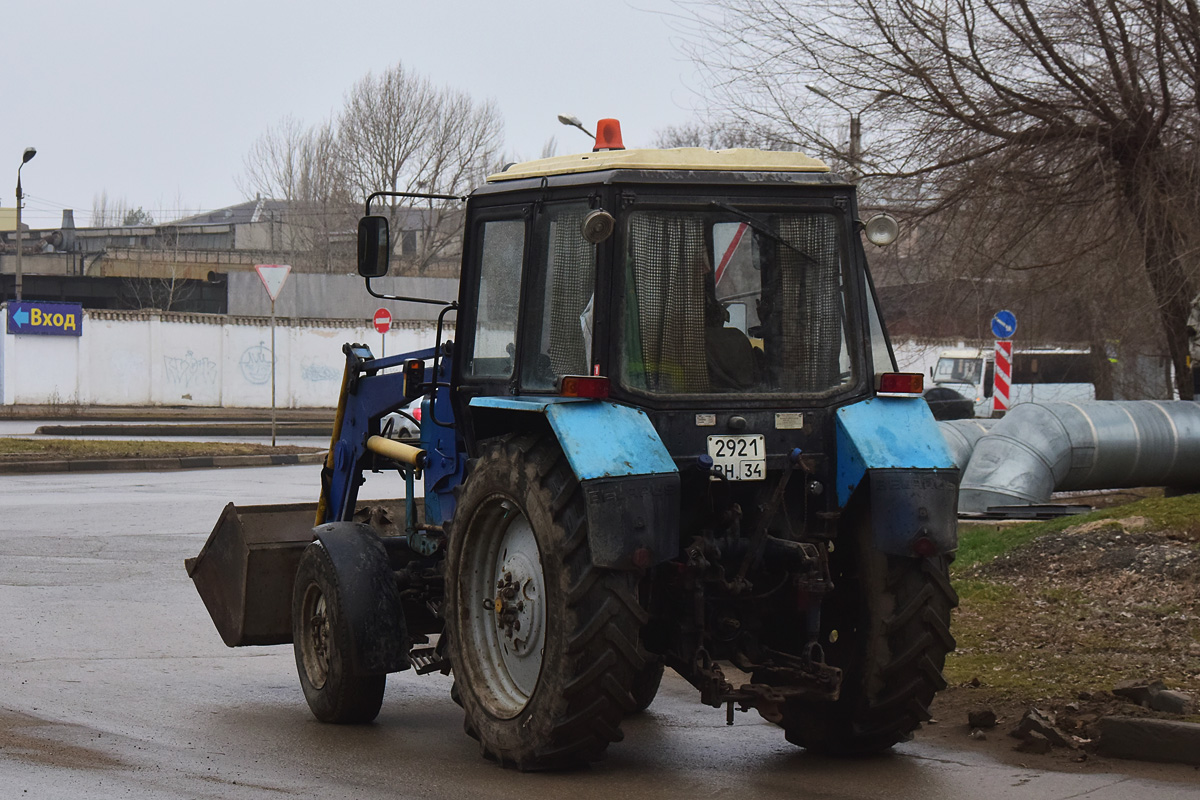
[358,216,391,278]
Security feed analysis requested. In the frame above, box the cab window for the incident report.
[467,218,525,379]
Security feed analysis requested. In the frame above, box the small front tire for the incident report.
[629,660,665,713]
[292,541,386,724]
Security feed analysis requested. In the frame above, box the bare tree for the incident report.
[655,118,788,150]
[238,116,354,272]
[684,0,1200,397]
[337,63,502,274]
[242,62,502,276]
[91,191,133,227]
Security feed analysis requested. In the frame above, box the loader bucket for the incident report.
[186,499,416,647]
[186,502,319,647]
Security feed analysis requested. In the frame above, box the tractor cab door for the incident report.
[455,200,603,444]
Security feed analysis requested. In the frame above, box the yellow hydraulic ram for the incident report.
[365,435,427,469]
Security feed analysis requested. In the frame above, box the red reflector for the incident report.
[877,372,924,394]
[593,118,625,151]
[560,375,611,399]
[413,406,422,421]
[912,536,937,557]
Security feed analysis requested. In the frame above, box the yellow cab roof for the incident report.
[488,147,829,182]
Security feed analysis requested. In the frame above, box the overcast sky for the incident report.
[2,0,706,228]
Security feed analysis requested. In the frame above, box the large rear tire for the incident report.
[629,660,665,714]
[779,507,957,754]
[444,433,646,770]
[292,542,386,724]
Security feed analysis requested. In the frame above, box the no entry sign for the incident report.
[373,308,392,334]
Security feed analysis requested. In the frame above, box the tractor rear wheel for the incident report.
[444,433,646,770]
[629,660,665,713]
[778,506,957,754]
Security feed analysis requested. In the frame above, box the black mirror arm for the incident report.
[361,189,466,304]
[364,277,455,306]
[365,190,467,215]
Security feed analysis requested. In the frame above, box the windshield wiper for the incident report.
[711,201,823,270]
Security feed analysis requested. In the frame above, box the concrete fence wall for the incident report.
[0,305,443,408]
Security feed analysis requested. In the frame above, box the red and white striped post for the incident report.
[993,339,1013,415]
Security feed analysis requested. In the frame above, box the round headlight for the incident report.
[864,213,899,247]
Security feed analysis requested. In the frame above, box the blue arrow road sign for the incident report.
[6,301,84,336]
[991,309,1017,339]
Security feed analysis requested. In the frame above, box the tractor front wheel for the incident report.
[292,542,386,724]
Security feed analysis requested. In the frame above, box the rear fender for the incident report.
[836,397,959,556]
[312,522,410,674]
[469,397,680,569]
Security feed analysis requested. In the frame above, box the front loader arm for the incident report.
[317,343,437,525]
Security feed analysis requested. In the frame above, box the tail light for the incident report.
[876,372,924,396]
[560,375,610,399]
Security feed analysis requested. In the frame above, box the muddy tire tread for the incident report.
[446,433,646,770]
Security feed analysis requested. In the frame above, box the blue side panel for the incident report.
[835,397,955,507]
[421,354,463,527]
[469,397,677,479]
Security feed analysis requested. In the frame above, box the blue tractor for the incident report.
[187,120,959,770]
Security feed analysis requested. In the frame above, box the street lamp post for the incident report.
[14,147,36,302]
[805,86,888,179]
[557,113,595,141]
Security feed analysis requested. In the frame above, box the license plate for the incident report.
[706,434,766,481]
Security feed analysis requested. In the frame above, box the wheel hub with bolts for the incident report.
[299,589,331,689]
[492,561,541,657]
[492,519,546,675]
[463,501,548,718]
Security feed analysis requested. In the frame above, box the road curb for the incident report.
[35,423,333,437]
[1097,716,1200,766]
[0,452,327,475]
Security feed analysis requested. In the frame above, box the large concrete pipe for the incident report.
[939,419,997,469]
[958,401,1200,513]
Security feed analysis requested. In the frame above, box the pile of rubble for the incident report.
[963,681,1199,765]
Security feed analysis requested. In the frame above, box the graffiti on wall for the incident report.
[239,343,273,385]
[302,361,338,382]
[163,351,217,388]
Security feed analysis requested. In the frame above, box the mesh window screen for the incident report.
[776,216,843,392]
[547,208,594,377]
[623,208,849,396]
[627,214,711,393]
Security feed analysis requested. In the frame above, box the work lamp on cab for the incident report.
[864,213,899,247]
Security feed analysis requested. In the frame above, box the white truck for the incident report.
[930,346,1096,417]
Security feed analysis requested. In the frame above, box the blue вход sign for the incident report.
[6,301,84,336]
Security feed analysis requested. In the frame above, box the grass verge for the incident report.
[0,438,321,462]
[946,493,1200,704]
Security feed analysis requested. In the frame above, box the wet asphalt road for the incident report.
[1,466,1197,799]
